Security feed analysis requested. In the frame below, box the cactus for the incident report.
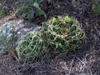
[16,31,46,62]
[16,16,85,62]
[41,16,85,57]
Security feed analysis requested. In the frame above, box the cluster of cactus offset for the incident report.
[16,16,85,62]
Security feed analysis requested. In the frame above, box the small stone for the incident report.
[73,12,77,15]
[0,50,9,55]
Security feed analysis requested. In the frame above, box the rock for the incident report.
[0,22,13,50]
[0,19,41,50]
[0,50,9,55]
[8,19,41,41]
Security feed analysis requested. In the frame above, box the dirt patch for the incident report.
[0,0,100,75]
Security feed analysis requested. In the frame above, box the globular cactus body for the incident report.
[42,16,85,55]
[16,31,46,62]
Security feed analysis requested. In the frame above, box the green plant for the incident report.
[0,6,7,15]
[16,31,46,62]
[41,16,85,58]
[0,1,7,15]
[16,0,46,22]
[92,0,100,15]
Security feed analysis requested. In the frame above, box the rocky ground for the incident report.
[0,0,100,75]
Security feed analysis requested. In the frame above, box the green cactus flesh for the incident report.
[16,31,46,62]
[41,16,85,54]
